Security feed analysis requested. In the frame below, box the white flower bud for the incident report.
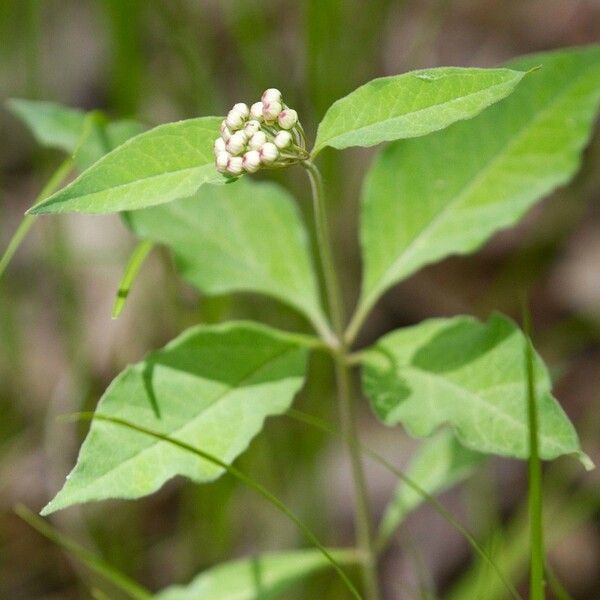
[214,137,226,154]
[274,130,292,148]
[226,130,247,155]
[250,102,264,121]
[244,120,261,137]
[259,142,279,164]
[215,151,230,173]
[262,88,282,104]
[220,121,232,141]
[226,109,246,130]
[242,150,261,173]
[226,156,244,175]
[248,131,267,150]
[278,108,298,130]
[262,101,282,122]
[232,102,249,118]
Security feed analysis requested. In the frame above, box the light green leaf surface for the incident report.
[313,67,526,155]
[125,178,329,336]
[7,98,144,170]
[378,430,483,544]
[361,313,590,466]
[357,46,600,324]
[155,549,355,600]
[42,322,311,514]
[30,117,226,215]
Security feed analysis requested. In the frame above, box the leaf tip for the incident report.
[579,451,595,472]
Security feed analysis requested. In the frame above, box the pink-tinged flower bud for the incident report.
[244,120,261,137]
[259,142,278,164]
[226,156,244,175]
[226,131,247,155]
[248,131,267,150]
[226,109,246,130]
[262,88,282,104]
[220,121,232,141]
[262,101,282,122]
[278,108,298,130]
[214,137,226,154]
[274,130,292,148]
[232,102,249,118]
[250,102,264,121]
[215,151,230,173]
[242,150,261,173]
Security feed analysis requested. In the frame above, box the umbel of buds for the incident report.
[214,89,309,177]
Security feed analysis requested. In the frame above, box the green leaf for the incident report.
[7,98,144,170]
[356,46,600,327]
[312,67,526,155]
[29,117,226,215]
[42,322,312,514]
[378,430,483,544]
[125,178,329,337]
[361,313,591,466]
[154,549,356,600]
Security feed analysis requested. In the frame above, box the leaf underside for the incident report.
[358,46,600,315]
[125,178,328,334]
[362,313,590,466]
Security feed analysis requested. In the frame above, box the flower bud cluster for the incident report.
[214,89,308,176]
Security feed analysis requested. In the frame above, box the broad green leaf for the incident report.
[42,322,312,514]
[155,549,356,600]
[378,430,483,544]
[7,98,144,170]
[30,117,226,215]
[361,313,591,466]
[125,178,329,336]
[357,46,600,323]
[312,67,526,155]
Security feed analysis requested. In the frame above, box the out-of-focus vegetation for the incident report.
[1,1,599,598]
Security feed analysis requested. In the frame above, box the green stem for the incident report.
[522,300,545,600]
[303,161,380,600]
[0,157,73,282]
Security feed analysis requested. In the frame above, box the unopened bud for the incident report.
[278,109,298,130]
[250,102,264,121]
[226,156,244,175]
[215,151,230,173]
[262,88,282,104]
[214,137,226,154]
[262,101,282,122]
[259,142,278,164]
[220,121,232,141]
[244,120,261,137]
[248,131,267,150]
[232,103,249,118]
[226,109,246,130]
[242,150,261,173]
[274,130,292,148]
[226,131,247,155]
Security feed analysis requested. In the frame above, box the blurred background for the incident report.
[1,1,599,598]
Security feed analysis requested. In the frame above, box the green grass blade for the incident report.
[70,412,362,600]
[287,409,523,600]
[112,240,154,318]
[14,504,152,600]
[0,157,72,282]
[522,299,545,600]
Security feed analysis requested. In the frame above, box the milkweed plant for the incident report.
[5,44,600,599]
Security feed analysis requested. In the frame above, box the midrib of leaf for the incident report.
[404,366,566,454]
[77,344,300,489]
[361,66,595,308]
[316,75,519,153]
